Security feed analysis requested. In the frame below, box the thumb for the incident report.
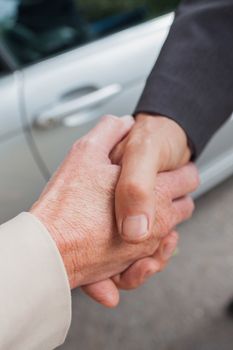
[115,136,160,243]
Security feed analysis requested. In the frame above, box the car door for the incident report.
[3,0,233,196]
[0,59,45,223]
[10,0,179,177]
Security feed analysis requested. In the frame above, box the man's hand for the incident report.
[83,114,195,307]
[31,115,198,307]
[110,114,192,243]
[82,229,179,306]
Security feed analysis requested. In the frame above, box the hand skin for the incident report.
[83,229,180,306]
[111,113,192,244]
[84,114,196,306]
[31,115,199,307]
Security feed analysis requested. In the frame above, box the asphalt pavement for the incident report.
[60,175,233,350]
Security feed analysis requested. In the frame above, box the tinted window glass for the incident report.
[0,64,5,75]
[0,0,180,66]
[0,55,8,75]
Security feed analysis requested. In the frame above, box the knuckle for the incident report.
[176,197,195,221]
[126,135,153,153]
[125,138,142,152]
[75,137,96,152]
[101,114,121,127]
[120,180,148,202]
[138,116,155,134]
[69,140,85,158]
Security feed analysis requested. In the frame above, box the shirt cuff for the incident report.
[0,212,71,350]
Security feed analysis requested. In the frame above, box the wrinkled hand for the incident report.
[83,114,198,307]
[31,116,199,308]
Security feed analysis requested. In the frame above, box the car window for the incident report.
[0,0,180,67]
[0,60,5,74]
[0,66,4,75]
[0,56,9,76]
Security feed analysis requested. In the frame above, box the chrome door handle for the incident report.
[34,84,122,129]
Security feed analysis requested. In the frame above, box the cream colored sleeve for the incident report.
[0,212,71,350]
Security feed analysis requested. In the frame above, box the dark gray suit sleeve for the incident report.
[134,0,233,158]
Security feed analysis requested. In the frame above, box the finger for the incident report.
[113,258,161,290]
[113,232,178,290]
[82,279,120,308]
[81,115,134,158]
[157,231,179,262]
[172,196,195,227]
[110,137,128,165]
[115,130,161,243]
[149,231,179,272]
[157,163,200,199]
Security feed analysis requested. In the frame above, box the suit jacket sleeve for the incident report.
[135,0,233,157]
[0,213,71,350]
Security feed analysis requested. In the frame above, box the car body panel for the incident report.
[0,133,46,223]
[195,117,233,197]
[0,74,22,138]
[0,73,45,223]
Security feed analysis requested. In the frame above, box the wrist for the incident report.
[135,113,191,170]
[30,206,79,289]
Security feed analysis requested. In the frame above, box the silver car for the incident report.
[1,0,233,224]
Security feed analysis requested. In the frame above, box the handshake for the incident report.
[31,114,199,307]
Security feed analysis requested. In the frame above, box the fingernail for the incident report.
[162,242,177,260]
[122,215,148,240]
